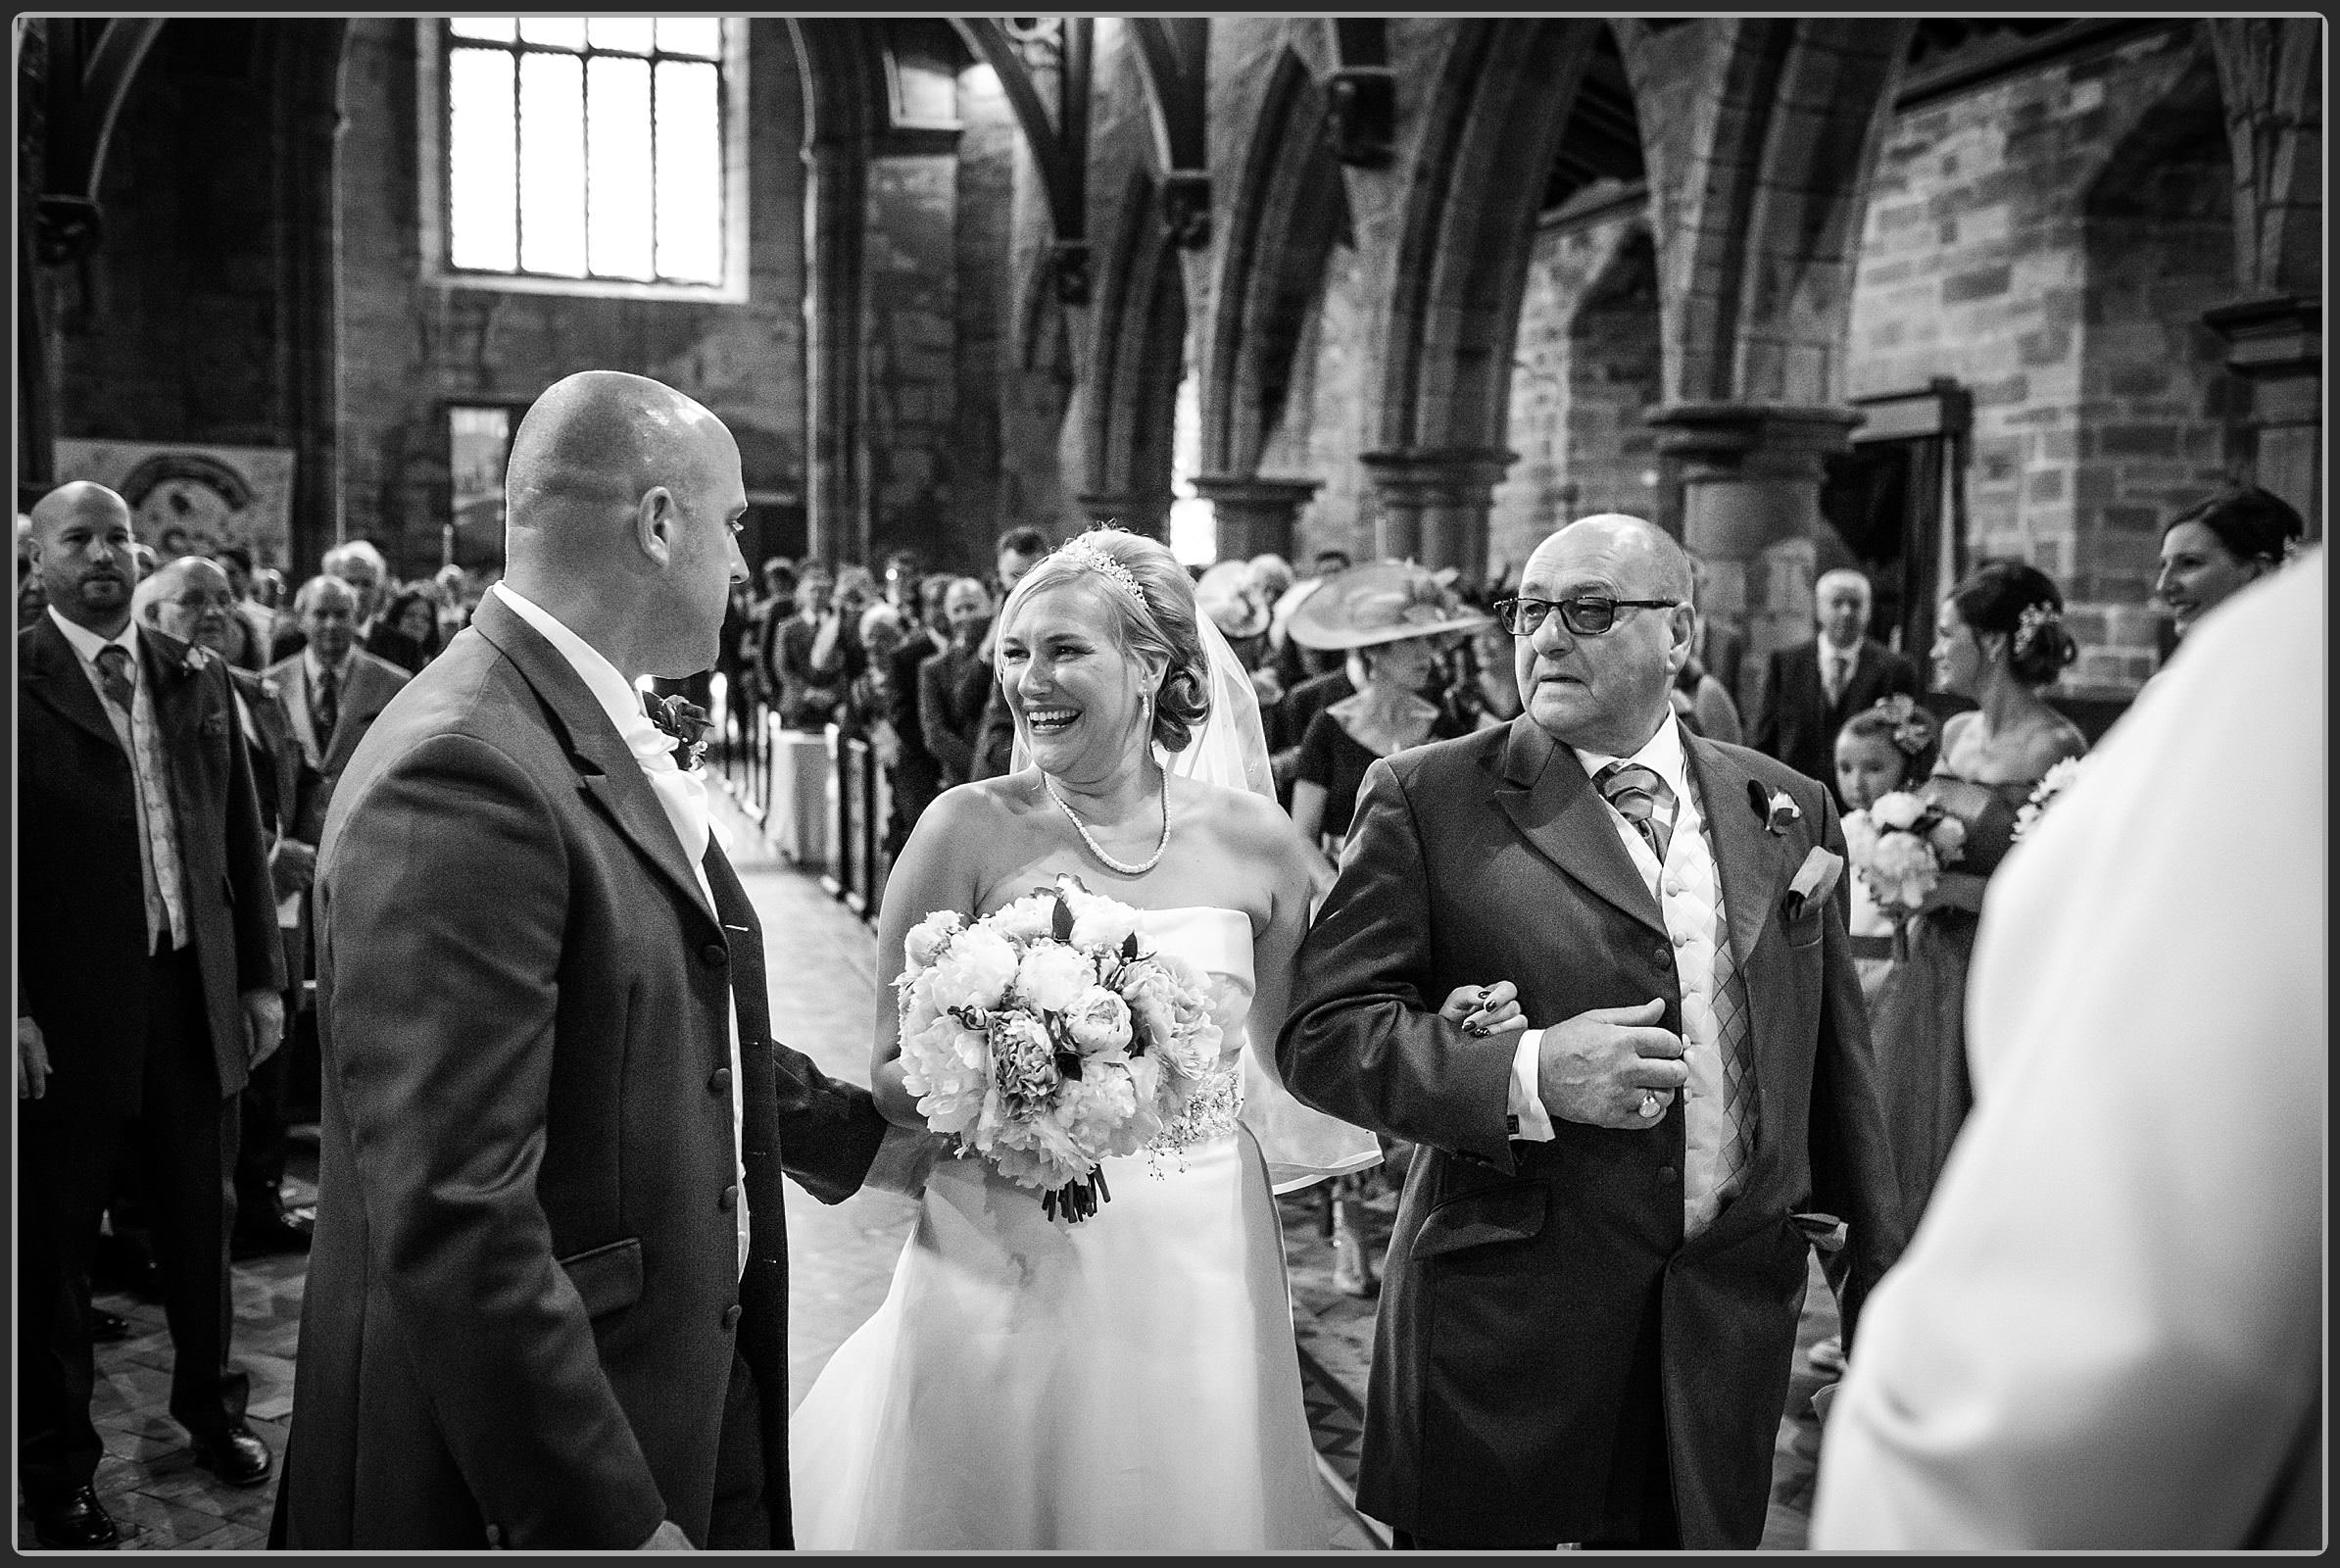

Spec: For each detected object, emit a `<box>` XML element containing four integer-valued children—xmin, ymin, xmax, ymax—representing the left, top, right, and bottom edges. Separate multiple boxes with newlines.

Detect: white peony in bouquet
<box><xmin>2012</xmin><ymin>755</ymin><xmax>2088</xmax><ymax>842</ymax></box>
<box><xmin>1841</xmin><ymin>788</ymin><xmax>1969</xmax><ymax>913</ymax></box>
<box><xmin>894</xmin><ymin>874</ymin><xmax>1225</xmax><ymax>1223</ymax></box>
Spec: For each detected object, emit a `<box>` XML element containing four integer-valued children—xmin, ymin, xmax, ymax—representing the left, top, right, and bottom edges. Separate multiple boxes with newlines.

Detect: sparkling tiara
<box><xmin>1057</xmin><ymin>535</ymin><xmax>1146</xmax><ymax>608</ymax></box>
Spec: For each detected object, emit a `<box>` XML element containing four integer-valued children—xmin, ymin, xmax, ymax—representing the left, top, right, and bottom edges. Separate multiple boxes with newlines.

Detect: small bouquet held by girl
<box><xmin>894</xmin><ymin>875</ymin><xmax>1227</xmax><ymax>1224</ymax></box>
<box><xmin>1841</xmin><ymin>785</ymin><xmax>1968</xmax><ymax>918</ymax></box>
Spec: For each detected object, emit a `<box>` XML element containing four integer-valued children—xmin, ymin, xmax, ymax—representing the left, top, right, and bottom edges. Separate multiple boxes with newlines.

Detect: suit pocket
<box><xmin>1410</xmin><ymin>1182</ymin><xmax>1546</xmax><ymax>1259</ymax></box>
<box><xmin>1783</xmin><ymin>906</ymin><xmax>1823</xmax><ymax>950</ymax></box>
<box><xmin>557</xmin><ymin>1237</ymin><xmax>645</xmax><ymax>1319</ymax></box>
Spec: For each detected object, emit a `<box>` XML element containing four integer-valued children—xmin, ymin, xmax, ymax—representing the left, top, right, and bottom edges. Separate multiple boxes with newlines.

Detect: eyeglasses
<box><xmin>1490</xmin><ymin>595</ymin><xmax>1682</xmax><ymax>637</ymax></box>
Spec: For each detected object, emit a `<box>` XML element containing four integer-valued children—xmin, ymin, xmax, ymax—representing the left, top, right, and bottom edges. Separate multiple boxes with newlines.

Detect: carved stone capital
<box><xmin>1645</xmin><ymin>403</ymin><xmax>1863</xmax><ymax>480</ymax></box>
<box><xmin>1359</xmin><ymin>447</ymin><xmax>1517</xmax><ymax>509</ymax></box>
<box><xmin>2202</xmin><ymin>293</ymin><xmax>2321</xmax><ymax>381</ymax></box>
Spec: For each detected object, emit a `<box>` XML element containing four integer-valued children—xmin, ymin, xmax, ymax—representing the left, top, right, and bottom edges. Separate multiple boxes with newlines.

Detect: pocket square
<box><xmin>1783</xmin><ymin>846</ymin><xmax>1844</xmax><ymax>920</ymax></box>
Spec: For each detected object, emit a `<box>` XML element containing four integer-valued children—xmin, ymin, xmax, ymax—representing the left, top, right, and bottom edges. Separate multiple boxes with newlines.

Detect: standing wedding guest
<box><xmin>1279</xmin><ymin>513</ymin><xmax>1904</xmax><ymax>1549</ymax></box>
<box><xmin>1865</xmin><ymin>560</ymin><xmax>2085</xmax><ymax>1238</ymax></box>
<box><xmin>1444</xmin><ymin>616</ymin><xmax>1526</xmax><ymax>732</ymax></box>
<box><xmin>265</xmin><ymin>576</ymin><xmax>411</xmax><ymax>842</ymax></box>
<box><xmin>209</xmin><ymin>543</ymin><xmax>270</xmax><ymax>670</ymax></box>
<box><xmin>273</xmin><ymin>370</ymin><xmax>930</xmax><ymax>1550</ymax></box>
<box><xmin>365</xmin><ymin>585</ymin><xmax>444</xmax><ymax>675</ymax></box>
<box><xmin>134</xmin><ymin>558</ymin><xmax>320</xmax><ymax>1259</ymax></box>
<box><xmin>1813</xmin><ymin>556</ymin><xmax>2322</xmax><ymax>1550</ymax></box>
<box><xmin>881</xmin><ymin>575</ymin><xmax>951</xmax><ymax>853</ymax></box>
<box><xmin>918</xmin><ymin>575</ymin><xmax>997</xmax><ymax>791</ymax></box>
<box><xmin>323</xmin><ymin>538</ymin><xmax>390</xmax><ymax>644</ymax></box>
<box><xmin>765</xmin><ymin>562</ymin><xmax>838</xmax><ymax>730</ymax></box>
<box><xmin>2153</xmin><ymin>483</ymin><xmax>2305</xmax><ymax>646</ymax></box>
<box><xmin>1751</xmin><ymin>566</ymin><xmax>1920</xmax><ymax>803</ymax></box>
<box><xmin>968</xmin><ymin>524</ymin><xmax>1049</xmax><ymax>780</ymax></box>
<box><xmin>19</xmin><ymin>483</ymin><xmax>287</xmax><ymax>1548</ymax></box>
<box><xmin>1685</xmin><ymin>553</ymin><xmax>1748</xmax><ymax>718</ymax></box>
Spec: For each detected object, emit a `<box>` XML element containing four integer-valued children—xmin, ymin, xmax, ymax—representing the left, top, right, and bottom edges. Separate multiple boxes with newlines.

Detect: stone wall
<box><xmin>1846</xmin><ymin>21</ymin><xmax>2233</xmax><ymax>694</ymax></box>
<box><xmin>334</xmin><ymin>19</ymin><xmax>809</xmax><ymax>581</ymax></box>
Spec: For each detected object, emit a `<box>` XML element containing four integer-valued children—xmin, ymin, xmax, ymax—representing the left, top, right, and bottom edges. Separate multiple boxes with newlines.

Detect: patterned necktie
<box><xmin>314</xmin><ymin>666</ymin><xmax>340</xmax><ymax>752</ymax></box>
<box><xmin>95</xmin><ymin>644</ymin><xmax>135</xmax><ymax>710</ymax></box>
<box><xmin>1824</xmin><ymin>649</ymin><xmax>1850</xmax><ymax>709</ymax></box>
<box><xmin>1596</xmin><ymin>761</ymin><xmax>1676</xmax><ymax>866</ymax></box>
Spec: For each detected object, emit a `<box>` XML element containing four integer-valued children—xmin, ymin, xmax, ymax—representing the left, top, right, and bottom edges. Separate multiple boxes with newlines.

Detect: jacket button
<box><xmin>721</xmin><ymin>1303</ymin><xmax>743</xmax><ymax>1332</ymax></box>
<box><xmin>701</xmin><ymin>941</ymin><xmax>728</xmax><ymax>966</ymax></box>
<box><xmin>1658</xmin><ymin>1166</ymin><xmax>1677</xmax><ymax>1182</ymax></box>
<box><xmin>485</xmin><ymin>1523</ymin><xmax>505</xmax><ymax>1548</ymax></box>
<box><xmin>718</xmin><ymin>1184</ymin><xmax>739</xmax><ymax>1212</ymax></box>
<box><xmin>1653</xmin><ymin>946</ymin><xmax>1671</xmax><ymax>966</ymax></box>
<box><xmin>708</xmin><ymin>1066</ymin><xmax>732</xmax><ymax>1096</ymax></box>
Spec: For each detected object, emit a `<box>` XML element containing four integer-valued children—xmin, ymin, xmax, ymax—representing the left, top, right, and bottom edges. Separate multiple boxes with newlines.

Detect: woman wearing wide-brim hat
<box><xmin>1286</xmin><ymin>563</ymin><xmax>1500</xmax><ymax>1300</ymax></box>
<box><xmin>1286</xmin><ymin>561</ymin><xmax>1489</xmax><ymax>856</ymax></box>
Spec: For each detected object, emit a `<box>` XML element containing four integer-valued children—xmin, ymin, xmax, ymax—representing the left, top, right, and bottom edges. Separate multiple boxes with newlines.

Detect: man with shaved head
<box><xmin>1750</xmin><ymin>564</ymin><xmax>1921</xmax><ymax>806</ymax></box>
<box><xmin>1281</xmin><ymin>514</ymin><xmax>1903</xmax><ymax>1549</ymax></box>
<box><xmin>276</xmin><ymin>371</ymin><xmax>929</xmax><ymax>1550</ymax></box>
<box><xmin>19</xmin><ymin>482</ymin><xmax>287</xmax><ymax>1546</ymax></box>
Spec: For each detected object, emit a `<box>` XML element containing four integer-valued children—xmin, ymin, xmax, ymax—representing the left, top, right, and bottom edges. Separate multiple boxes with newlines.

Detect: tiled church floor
<box><xmin>24</xmin><ymin>792</ymin><xmax>1835</xmax><ymax>1550</ymax></box>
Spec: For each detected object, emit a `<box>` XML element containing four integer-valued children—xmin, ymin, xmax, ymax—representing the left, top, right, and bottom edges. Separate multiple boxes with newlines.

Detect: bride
<box><xmin>789</xmin><ymin>528</ymin><xmax>1486</xmax><ymax>1549</ymax></box>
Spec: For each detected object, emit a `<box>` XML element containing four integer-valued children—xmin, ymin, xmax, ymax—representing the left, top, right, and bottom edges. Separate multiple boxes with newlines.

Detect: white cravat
<box><xmin>1505</xmin><ymin>717</ymin><xmax>1748</xmax><ymax>1236</ymax></box>
<box><xmin>492</xmin><ymin>585</ymin><xmax>747</xmax><ymax>1275</ymax></box>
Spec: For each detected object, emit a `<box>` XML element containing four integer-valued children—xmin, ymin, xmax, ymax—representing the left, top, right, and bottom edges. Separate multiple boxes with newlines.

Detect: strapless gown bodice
<box><xmin>787</xmin><ymin>906</ymin><xmax>1355</xmax><ymax>1550</ymax></box>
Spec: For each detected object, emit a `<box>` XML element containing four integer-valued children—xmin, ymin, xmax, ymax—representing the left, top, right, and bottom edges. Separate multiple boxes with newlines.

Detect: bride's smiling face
<box><xmin>997</xmin><ymin>580</ymin><xmax>1162</xmax><ymax>782</ymax></box>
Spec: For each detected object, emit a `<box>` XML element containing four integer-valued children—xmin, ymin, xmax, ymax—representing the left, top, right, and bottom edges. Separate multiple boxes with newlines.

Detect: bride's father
<box><xmin>274</xmin><ymin>372</ymin><xmax>928</xmax><ymax>1549</ymax></box>
<box><xmin>1279</xmin><ymin>514</ymin><xmax>1904</xmax><ymax>1549</ymax></box>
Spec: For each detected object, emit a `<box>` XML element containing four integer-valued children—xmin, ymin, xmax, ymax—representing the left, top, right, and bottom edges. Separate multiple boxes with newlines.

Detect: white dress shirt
<box><xmin>492</xmin><ymin>585</ymin><xmax>748</xmax><ymax>1276</ymax></box>
<box><xmin>1504</xmin><ymin>715</ymin><xmax>1746</xmax><ymax>1235</ymax></box>
<box><xmin>49</xmin><ymin>607</ymin><xmax>188</xmax><ymax>952</ymax></box>
<box><xmin>1812</xmin><ymin>558</ymin><xmax>2323</xmax><ymax>1548</ymax></box>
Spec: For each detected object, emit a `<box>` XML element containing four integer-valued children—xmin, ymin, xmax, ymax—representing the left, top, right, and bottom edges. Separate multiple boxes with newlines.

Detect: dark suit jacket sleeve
<box><xmin>768</xmin><ymin>1038</ymin><xmax>892</xmax><ymax>1204</ymax></box>
<box><xmin>323</xmin><ymin>732</ymin><xmax>668</xmax><ymax>1546</ymax></box>
<box><xmin>1748</xmin><ymin>649</ymin><xmax>1784</xmax><ymax>758</ymax></box>
<box><xmin>1276</xmin><ymin>757</ymin><xmax>1519</xmax><ymax>1163</ymax></box>
<box><xmin>919</xmin><ymin>656</ymin><xmax>974</xmax><ymax>780</ymax></box>
<box><xmin>1802</xmin><ymin>784</ymin><xmax>1908</xmax><ymax>1350</ymax></box>
<box><xmin>886</xmin><ymin>643</ymin><xmax>925</xmax><ymax>745</ymax></box>
<box><xmin>219</xmin><ymin>666</ymin><xmax>289</xmax><ymax>997</ymax></box>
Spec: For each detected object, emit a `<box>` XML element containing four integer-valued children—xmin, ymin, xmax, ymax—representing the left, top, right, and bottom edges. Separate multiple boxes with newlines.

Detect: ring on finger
<box><xmin>1636</xmin><ymin>1090</ymin><xmax>1663</xmax><ymax>1119</ymax></box>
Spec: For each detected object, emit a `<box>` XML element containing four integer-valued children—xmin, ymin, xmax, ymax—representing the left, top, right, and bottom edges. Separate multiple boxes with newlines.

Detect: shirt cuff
<box><xmin>860</xmin><ymin>1120</ymin><xmax>946</xmax><ymax>1199</ymax></box>
<box><xmin>1508</xmin><ymin>1028</ymin><xmax>1555</xmax><ymax>1143</ymax></box>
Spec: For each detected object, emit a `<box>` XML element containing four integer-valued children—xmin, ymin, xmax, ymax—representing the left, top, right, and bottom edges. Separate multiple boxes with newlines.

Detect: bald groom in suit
<box><xmin>1280</xmin><ymin>514</ymin><xmax>1904</xmax><ymax>1549</ymax></box>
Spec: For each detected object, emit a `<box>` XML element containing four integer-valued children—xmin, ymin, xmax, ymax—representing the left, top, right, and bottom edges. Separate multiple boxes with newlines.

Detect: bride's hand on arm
<box><xmin>1438</xmin><ymin>980</ymin><xmax>1526</xmax><ymax>1039</ymax></box>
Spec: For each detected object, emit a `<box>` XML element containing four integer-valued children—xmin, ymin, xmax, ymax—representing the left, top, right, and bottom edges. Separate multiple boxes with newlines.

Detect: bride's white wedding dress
<box><xmin>789</xmin><ymin>905</ymin><xmax>1353</xmax><ymax>1550</ymax></box>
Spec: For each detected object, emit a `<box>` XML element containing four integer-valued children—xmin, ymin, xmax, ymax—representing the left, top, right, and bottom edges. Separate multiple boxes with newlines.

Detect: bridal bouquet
<box><xmin>1842</xmin><ymin>789</ymin><xmax>1968</xmax><ymax>913</ymax></box>
<box><xmin>2013</xmin><ymin>756</ymin><xmax>2088</xmax><ymax>843</ymax></box>
<box><xmin>895</xmin><ymin>875</ymin><xmax>1224</xmax><ymax>1223</ymax></box>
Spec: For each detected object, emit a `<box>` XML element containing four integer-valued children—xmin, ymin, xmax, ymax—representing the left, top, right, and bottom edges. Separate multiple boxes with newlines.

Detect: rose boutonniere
<box><xmin>181</xmin><ymin>643</ymin><xmax>214</xmax><ymax>676</ymax></box>
<box><xmin>648</xmin><ymin>694</ymin><xmax>714</xmax><ymax>769</ymax></box>
<box><xmin>1748</xmin><ymin>779</ymin><xmax>1802</xmax><ymax>836</ymax></box>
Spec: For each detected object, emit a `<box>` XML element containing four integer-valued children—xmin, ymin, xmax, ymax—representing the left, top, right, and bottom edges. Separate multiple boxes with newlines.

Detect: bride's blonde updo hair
<box><xmin>999</xmin><ymin>526</ymin><xmax>1211</xmax><ymax>754</ymax></box>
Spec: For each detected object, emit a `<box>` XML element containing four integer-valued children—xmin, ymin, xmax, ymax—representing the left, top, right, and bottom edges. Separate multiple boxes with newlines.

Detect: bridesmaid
<box><xmin>1868</xmin><ymin>560</ymin><xmax>2087</xmax><ymax>1236</ymax></box>
<box><xmin>2155</xmin><ymin>485</ymin><xmax>2304</xmax><ymax>646</ymax></box>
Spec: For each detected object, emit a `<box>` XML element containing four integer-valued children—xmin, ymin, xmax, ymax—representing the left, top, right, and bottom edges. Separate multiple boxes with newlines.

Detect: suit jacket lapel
<box><xmin>1494</xmin><ymin>715</ymin><xmax>1667</xmax><ymax>938</ymax></box>
<box><xmin>139</xmin><ymin>626</ymin><xmax>205</xmax><ymax>749</ymax></box>
<box><xmin>471</xmin><ymin>595</ymin><xmax>718</xmax><ymax>929</ymax></box>
<box><xmin>22</xmin><ymin>615</ymin><xmax>126</xmax><ymax>756</ymax></box>
<box><xmin>324</xmin><ymin>659</ymin><xmax>385</xmax><ymax>776</ymax></box>
<box><xmin>1682</xmin><ymin>735</ymin><xmax>1786</xmax><ymax>986</ymax></box>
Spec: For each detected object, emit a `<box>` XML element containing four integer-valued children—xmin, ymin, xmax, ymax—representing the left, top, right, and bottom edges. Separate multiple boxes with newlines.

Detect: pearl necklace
<box><xmin>1044</xmin><ymin>769</ymin><xmax>1170</xmax><ymax>877</ymax></box>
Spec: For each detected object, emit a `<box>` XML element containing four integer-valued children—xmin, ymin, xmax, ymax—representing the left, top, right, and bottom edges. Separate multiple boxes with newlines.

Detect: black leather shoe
<box><xmin>188</xmin><ymin>1424</ymin><xmax>272</xmax><ymax>1488</ymax></box>
<box><xmin>89</xmin><ymin>1309</ymin><xmax>131</xmax><ymax>1343</ymax></box>
<box><xmin>230</xmin><ymin>1212</ymin><xmax>314</xmax><ymax>1260</ymax></box>
<box><xmin>30</xmin><ymin>1485</ymin><xmax>120</xmax><ymax>1549</ymax></box>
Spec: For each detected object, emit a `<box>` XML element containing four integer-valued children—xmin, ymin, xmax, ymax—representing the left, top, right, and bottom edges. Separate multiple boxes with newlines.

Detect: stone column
<box><xmin>1189</xmin><ymin>474</ymin><xmax>1320</xmax><ymax>562</ymax></box>
<box><xmin>285</xmin><ymin>99</ymin><xmax>344</xmax><ymax>571</ymax></box>
<box><xmin>2204</xmin><ymin>294</ymin><xmax>2320</xmax><ymax>539</ymax></box>
<box><xmin>803</xmin><ymin>138</ymin><xmax>870</xmax><ymax>566</ymax></box>
<box><xmin>1646</xmin><ymin>402</ymin><xmax>1863</xmax><ymax>669</ymax></box>
<box><xmin>1074</xmin><ymin>490</ymin><xmax>1171</xmax><ymax>541</ymax></box>
<box><xmin>1358</xmin><ymin>448</ymin><xmax>1515</xmax><ymax>576</ymax></box>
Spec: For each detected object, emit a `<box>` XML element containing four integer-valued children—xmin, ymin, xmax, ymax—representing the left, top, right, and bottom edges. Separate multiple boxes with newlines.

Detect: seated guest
<box><xmin>2153</xmin><ymin>484</ymin><xmax>2305</xmax><ymax>648</ymax></box>
<box><xmin>919</xmin><ymin>575</ymin><xmax>996</xmax><ymax>791</ymax></box>
<box><xmin>1750</xmin><ymin>565</ymin><xmax>1920</xmax><ymax>803</ymax></box>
